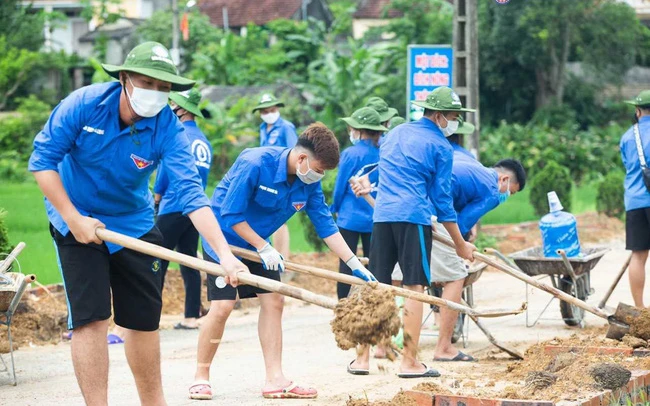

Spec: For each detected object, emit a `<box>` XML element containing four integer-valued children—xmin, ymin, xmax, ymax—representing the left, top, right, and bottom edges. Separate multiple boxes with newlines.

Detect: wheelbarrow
<box><xmin>505</xmin><ymin>246</ymin><xmax>609</xmax><ymax>328</ymax></box>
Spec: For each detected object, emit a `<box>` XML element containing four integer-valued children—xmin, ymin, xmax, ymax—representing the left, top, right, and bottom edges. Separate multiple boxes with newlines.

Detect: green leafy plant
<box><xmin>474</xmin><ymin>232</ymin><xmax>498</xmax><ymax>252</ymax></box>
<box><xmin>529</xmin><ymin>161</ymin><xmax>573</xmax><ymax>217</ymax></box>
<box><xmin>0</xmin><ymin>209</ymin><xmax>12</xmax><ymax>255</ymax></box>
<box><xmin>596</xmin><ymin>170</ymin><xmax>625</xmax><ymax>219</ymax></box>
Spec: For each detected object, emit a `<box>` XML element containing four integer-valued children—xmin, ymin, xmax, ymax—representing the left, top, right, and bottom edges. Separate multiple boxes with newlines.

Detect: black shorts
<box><xmin>626</xmin><ymin>207</ymin><xmax>650</xmax><ymax>251</ymax></box>
<box><xmin>369</xmin><ymin>222</ymin><xmax>432</xmax><ymax>287</ymax></box>
<box><xmin>51</xmin><ymin>224</ymin><xmax>164</xmax><ymax>331</ymax></box>
<box><xmin>204</xmin><ymin>249</ymin><xmax>281</xmax><ymax>301</ymax></box>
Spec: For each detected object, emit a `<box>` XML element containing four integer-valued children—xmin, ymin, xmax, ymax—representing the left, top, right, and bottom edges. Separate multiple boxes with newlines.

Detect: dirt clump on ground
<box><xmin>590</xmin><ymin>363</ymin><xmax>631</xmax><ymax>390</ymax></box>
<box><xmin>0</xmin><ymin>293</ymin><xmax>67</xmax><ymax>353</ymax></box>
<box><xmin>622</xmin><ymin>334</ymin><xmax>647</xmax><ymax>348</ymax></box>
<box><xmin>346</xmin><ymin>390</ymin><xmax>417</xmax><ymax>406</ymax></box>
<box><xmin>541</xmin><ymin>326</ymin><xmax>631</xmax><ymax>349</ymax></box>
<box><xmin>545</xmin><ymin>352</ymin><xmax>576</xmax><ymax>373</ymax></box>
<box><xmin>525</xmin><ymin>371</ymin><xmax>557</xmax><ymax>390</ymax></box>
<box><xmin>412</xmin><ymin>381</ymin><xmax>454</xmax><ymax>395</ymax></box>
<box><xmin>629</xmin><ymin>308</ymin><xmax>650</xmax><ymax>340</ymax></box>
<box><xmin>331</xmin><ymin>285</ymin><xmax>400</xmax><ymax>353</ymax></box>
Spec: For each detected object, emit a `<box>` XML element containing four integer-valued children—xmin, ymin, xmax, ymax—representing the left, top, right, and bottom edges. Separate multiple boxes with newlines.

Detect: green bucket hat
<box><xmin>388</xmin><ymin>116</ymin><xmax>406</xmax><ymax>131</ymax></box>
<box><xmin>341</xmin><ymin>107</ymin><xmax>389</xmax><ymax>132</ymax></box>
<box><xmin>169</xmin><ymin>87</ymin><xmax>204</xmax><ymax>119</ymax></box>
<box><xmin>365</xmin><ymin>96</ymin><xmax>399</xmax><ymax>123</ymax></box>
<box><xmin>102</xmin><ymin>42</ymin><xmax>195</xmax><ymax>92</ymax></box>
<box><xmin>411</xmin><ymin>87</ymin><xmax>476</xmax><ymax>112</ymax></box>
<box><xmin>252</xmin><ymin>93</ymin><xmax>285</xmax><ymax>113</ymax></box>
<box><xmin>624</xmin><ymin>90</ymin><xmax>650</xmax><ymax>106</ymax></box>
<box><xmin>455</xmin><ymin>117</ymin><xmax>475</xmax><ymax>135</ymax></box>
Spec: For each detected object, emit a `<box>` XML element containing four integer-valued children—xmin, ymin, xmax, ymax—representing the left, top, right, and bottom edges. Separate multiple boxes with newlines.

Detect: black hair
<box><xmin>494</xmin><ymin>159</ymin><xmax>527</xmax><ymax>191</ymax></box>
<box><xmin>638</xmin><ymin>105</ymin><xmax>650</xmax><ymax>113</ymax></box>
<box><xmin>296</xmin><ymin>122</ymin><xmax>340</xmax><ymax>169</ymax></box>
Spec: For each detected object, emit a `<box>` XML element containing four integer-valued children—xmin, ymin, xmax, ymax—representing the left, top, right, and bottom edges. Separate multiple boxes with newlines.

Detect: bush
<box><xmin>298</xmin><ymin>167</ymin><xmax>338</xmax><ymax>252</ymax></box>
<box><xmin>529</xmin><ymin>161</ymin><xmax>573</xmax><ymax>217</ymax></box>
<box><xmin>0</xmin><ymin>209</ymin><xmax>12</xmax><ymax>255</ymax></box>
<box><xmin>596</xmin><ymin>170</ymin><xmax>625</xmax><ymax>219</ymax></box>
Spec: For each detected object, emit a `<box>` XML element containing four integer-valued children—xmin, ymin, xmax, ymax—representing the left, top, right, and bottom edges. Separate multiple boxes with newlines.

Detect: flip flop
<box><xmin>434</xmin><ymin>351</ymin><xmax>477</xmax><ymax>362</ymax></box>
<box><xmin>106</xmin><ymin>333</ymin><xmax>124</xmax><ymax>345</ymax></box>
<box><xmin>189</xmin><ymin>380</ymin><xmax>213</xmax><ymax>400</ymax></box>
<box><xmin>262</xmin><ymin>382</ymin><xmax>317</xmax><ymax>399</ymax></box>
<box><xmin>397</xmin><ymin>363</ymin><xmax>441</xmax><ymax>379</ymax></box>
<box><xmin>174</xmin><ymin>322</ymin><xmax>198</xmax><ymax>330</ymax></box>
<box><xmin>347</xmin><ymin>360</ymin><xmax>369</xmax><ymax>376</ymax></box>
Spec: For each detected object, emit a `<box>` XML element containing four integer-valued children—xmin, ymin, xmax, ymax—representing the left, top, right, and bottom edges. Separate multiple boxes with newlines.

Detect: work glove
<box><xmin>257</xmin><ymin>243</ymin><xmax>285</xmax><ymax>272</ymax></box>
<box><xmin>346</xmin><ymin>256</ymin><xmax>377</xmax><ymax>282</ymax></box>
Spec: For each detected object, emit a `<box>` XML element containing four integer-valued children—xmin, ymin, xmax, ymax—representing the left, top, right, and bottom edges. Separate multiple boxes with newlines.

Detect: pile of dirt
<box><xmin>629</xmin><ymin>308</ymin><xmax>650</xmax><ymax>340</ymax></box>
<box><xmin>331</xmin><ymin>285</ymin><xmax>400</xmax><ymax>352</ymax></box>
<box><xmin>482</xmin><ymin>212</ymin><xmax>624</xmax><ymax>255</ymax></box>
<box><xmin>541</xmin><ymin>327</ymin><xmax>632</xmax><ymax>349</ymax></box>
<box><xmin>412</xmin><ymin>382</ymin><xmax>454</xmax><ymax>395</ymax></box>
<box><xmin>0</xmin><ymin>293</ymin><xmax>67</xmax><ymax>353</ymax></box>
<box><xmin>346</xmin><ymin>390</ymin><xmax>418</xmax><ymax>406</ymax></box>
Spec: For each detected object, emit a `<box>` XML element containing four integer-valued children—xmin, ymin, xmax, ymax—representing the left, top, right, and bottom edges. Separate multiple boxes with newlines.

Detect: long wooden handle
<box><xmin>229</xmin><ymin>245</ymin><xmax>524</xmax><ymax>318</ymax></box>
<box><xmin>431</xmin><ymin>231</ymin><xmax>609</xmax><ymax>319</ymax></box>
<box><xmin>0</xmin><ymin>242</ymin><xmax>26</xmax><ymax>274</ymax></box>
<box><xmin>461</xmin><ymin>299</ymin><xmax>524</xmax><ymax>360</ymax></box>
<box><xmin>598</xmin><ymin>252</ymin><xmax>632</xmax><ymax>309</ymax></box>
<box><xmin>96</xmin><ymin>229</ymin><xmax>338</xmax><ymax>310</ymax></box>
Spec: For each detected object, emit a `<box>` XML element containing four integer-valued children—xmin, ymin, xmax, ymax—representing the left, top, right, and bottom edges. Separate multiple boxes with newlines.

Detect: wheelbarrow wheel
<box><xmin>559</xmin><ymin>276</ymin><xmax>586</xmax><ymax>327</ymax></box>
<box><xmin>451</xmin><ymin>313</ymin><xmax>465</xmax><ymax>344</ymax></box>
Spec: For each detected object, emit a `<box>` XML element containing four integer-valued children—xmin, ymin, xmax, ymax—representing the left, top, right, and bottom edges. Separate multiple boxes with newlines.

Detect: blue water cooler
<box><xmin>539</xmin><ymin>191</ymin><xmax>581</xmax><ymax>258</ymax></box>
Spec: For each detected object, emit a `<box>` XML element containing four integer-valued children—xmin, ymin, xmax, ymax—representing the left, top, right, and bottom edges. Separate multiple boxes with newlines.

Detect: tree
<box><xmin>0</xmin><ymin>1</ymin><xmax>45</xmax><ymax>51</ymax></box>
<box><xmin>0</xmin><ymin>37</ymin><xmax>40</xmax><ymax>111</ymax></box>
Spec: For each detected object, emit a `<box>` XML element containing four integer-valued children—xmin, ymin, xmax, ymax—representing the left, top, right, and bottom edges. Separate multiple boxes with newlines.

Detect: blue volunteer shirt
<box><xmin>373</xmin><ymin>118</ymin><xmax>457</xmax><ymax>225</ymax></box>
<box><xmin>451</xmin><ymin>142</ymin><xmax>475</xmax><ymax>161</ymax></box>
<box><xmin>28</xmin><ymin>82</ymin><xmax>210</xmax><ymax>253</ymax></box>
<box><xmin>449</xmin><ymin>153</ymin><xmax>500</xmax><ymax>236</ymax></box>
<box><xmin>331</xmin><ymin>140</ymin><xmax>379</xmax><ymax>233</ymax></box>
<box><xmin>155</xmin><ymin>121</ymin><xmax>213</xmax><ymax>215</ymax></box>
<box><xmin>202</xmin><ymin>147</ymin><xmax>338</xmax><ymax>261</ymax></box>
<box><xmin>621</xmin><ymin>116</ymin><xmax>650</xmax><ymax>211</ymax></box>
<box><xmin>259</xmin><ymin>117</ymin><xmax>298</xmax><ymax>147</ymax></box>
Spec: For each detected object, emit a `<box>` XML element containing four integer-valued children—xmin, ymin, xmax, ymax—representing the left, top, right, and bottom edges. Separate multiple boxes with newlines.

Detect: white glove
<box><xmin>346</xmin><ymin>257</ymin><xmax>377</xmax><ymax>282</ymax></box>
<box><xmin>257</xmin><ymin>243</ymin><xmax>285</xmax><ymax>272</ymax></box>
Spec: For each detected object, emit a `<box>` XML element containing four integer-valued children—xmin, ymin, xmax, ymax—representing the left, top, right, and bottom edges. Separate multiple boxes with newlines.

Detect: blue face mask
<box><xmin>499</xmin><ymin>179</ymin><xmax>511</xmax><ymax>204</ymax></box>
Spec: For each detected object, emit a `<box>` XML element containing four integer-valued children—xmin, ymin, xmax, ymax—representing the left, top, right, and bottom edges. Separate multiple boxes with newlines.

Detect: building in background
<box><xmin>351</xmin><ymin>0</ymin><xmax>401</xmax><ymax>40</ymax></box>
<box><xmin>199</xmin><ymin>0</ymin><xmax>332</xmax><ymax>35</ymax></box>
<box><xmin>621</xmin><ymin>0</ymin><xmax>650</xmax><ymax>25</ymax></box>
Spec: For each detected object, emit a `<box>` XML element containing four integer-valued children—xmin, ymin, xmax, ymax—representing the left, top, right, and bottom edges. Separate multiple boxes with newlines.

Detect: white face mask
<box><xmin>261</xmin><ymin>111</ymin><xmax>280</xmax><ymax>124</ymax></box>
<box><xmin>296</xmin><ymin>157</ymin><xmax>324</xmax><ymax>184</ymax></box>
<box><xmin>126</xmin><ymin>76</ymin><xmax>170</xmax><ymax>118</ymax></box>
<box><xmin>439</xmin><ymin>114</ymin><xmax>459</xmax><ymax>137</ymax></box>
<box><xmin>349</xmin><ymin>129</ymin><xmax>360</xmax><ymax>145</ymax></box>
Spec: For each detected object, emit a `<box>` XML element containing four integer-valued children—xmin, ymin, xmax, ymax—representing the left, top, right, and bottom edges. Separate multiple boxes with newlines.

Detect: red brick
<box><xmin>404</xmin><ymin>390</ymin><xmax>435</xmax><ymax>406</ymax></box>
<box><xmin>499</xmin><ymin>401</ymin><xmax>554</xmax><ymax>406</ymax></box>
<box><xmin>578</xmin><ymin>394</ymin><xmax>603</xmax><ymax>406</ymax></box>
<box><xmin>434</xmin><ymin>394</ymin><xmax>500</xmax><ymax>406</ymax></box>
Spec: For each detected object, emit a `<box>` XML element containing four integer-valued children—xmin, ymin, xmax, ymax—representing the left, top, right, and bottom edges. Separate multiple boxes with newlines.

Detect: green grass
<box><xmin>2</xmin><ymin>181</ymin><xmax>601</xmax><ymax>285</ymax></box>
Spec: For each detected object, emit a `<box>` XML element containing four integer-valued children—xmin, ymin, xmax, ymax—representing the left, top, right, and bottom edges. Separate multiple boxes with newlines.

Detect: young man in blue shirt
<box><xmin>253</xmin><ymin>93</ymin><xmax>299</xmax><ymax>263</ymax></box>
<box><xmin>189</xmin><ymin>123</ymin><xmax>375</xmax><ymax>400</ymax></box>
<box><xmin>331</xmin><ymin>107</ymin><xmax>387</xmax><ymax>299</ymax></box>
<box><xmin>154</xmin><ymin>87</ymin><xmax>213</xmax><ymax>330</ymax></box>
<box><xmin>28</xmin><ymin>42</ymin><xmax>248</xmax><ymax>405</ymax></box>
<box><xmin>350</xmin><ymin>87</ymin><xmax>477</xmax><ymax>378</ymax></box>
<box><xmin>621</xmin><ymin>90</ymin><xmax>650</xmax><ymax>307</ymax></box>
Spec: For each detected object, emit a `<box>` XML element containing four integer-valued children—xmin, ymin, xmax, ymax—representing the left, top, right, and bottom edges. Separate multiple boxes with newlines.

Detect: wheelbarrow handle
<box><xmin>95</xmin><ymin>228</ymin><xmax>338</xmax><ymax>310</ymax></box>
<box><xmin>431</xmin><ymin>231</ymin><xmax>609</xmax><ymax>320</ymax></box>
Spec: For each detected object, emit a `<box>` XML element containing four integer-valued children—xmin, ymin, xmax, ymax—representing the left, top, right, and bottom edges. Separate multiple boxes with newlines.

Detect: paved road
<box><xmin>0</xmin><ymin>241</ymin><xmax>635</xmax><ymax>405</ymax></box>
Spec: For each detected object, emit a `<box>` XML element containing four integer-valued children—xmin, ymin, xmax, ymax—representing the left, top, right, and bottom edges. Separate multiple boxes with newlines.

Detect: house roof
<box><xmin>199</xmin><ymin>0</ymin><xmax>304</xmax><ymax>27</ymax></box>
<box><xmin>78</xmin><ymin>18</ymin><xmax>142</xmax><ymax>42</ymax></box>
<box><xmin>353</xmin><ymin>0</ymin><xmax>402</xmax><ymax>19</ymax></box>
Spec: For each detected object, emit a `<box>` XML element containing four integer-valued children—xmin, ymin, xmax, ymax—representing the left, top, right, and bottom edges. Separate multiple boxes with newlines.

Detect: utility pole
<box><xmin>171</xmin><ymin>0</ymin><xmax>180</xmax><ymax>65</ymax></box>
<box><xmin>452</xmin><ymin>0</ymin><xmax>480</xmax><ymax>158</ymax></box>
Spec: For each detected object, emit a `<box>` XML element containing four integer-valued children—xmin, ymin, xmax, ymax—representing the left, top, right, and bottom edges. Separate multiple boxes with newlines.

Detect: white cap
<box><xmin>547</xmin><ymin>191</ymin><xmax>564</xmax><ymax>213</ymax></box>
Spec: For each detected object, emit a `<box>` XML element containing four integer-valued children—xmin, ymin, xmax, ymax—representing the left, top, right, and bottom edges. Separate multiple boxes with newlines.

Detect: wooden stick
<box><xmin>0</xmin><ymin>242</ymin><xmax>26</xmax><ymax>274</ymax></box>
<box><xmin>598</xmin><ymin>252</ymin><xmax>632</xmax><ymax>309</ymax></box>
<box><xmin>229</xmin><ymin>245</ymin><xmax>524</xmax><ymax>318</ymax></box>
<box><xmin>349</xmin><ymin>177</ymin><xmax>376</xmax><ymax>208</ymax></box>
<box><xmin>430</xmin><ymin>231</ymin><xmax>609</xmax><ymax>319</ymax></box>
<box><xmin>461</xmin><ymin>299</ymin><xmax>524</xmax><ymax>360</ymax></box>
<box><xmin>96</xmin><ymin>229</ymin><xmax>338</xmax><ymax>310</ymax></box>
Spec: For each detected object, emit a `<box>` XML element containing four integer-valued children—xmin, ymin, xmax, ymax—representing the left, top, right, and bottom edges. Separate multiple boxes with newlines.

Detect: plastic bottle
<box><xmin>539</xmin><ymin>191</ymin><xmax>582</xmax><ymax>258</ymax></box>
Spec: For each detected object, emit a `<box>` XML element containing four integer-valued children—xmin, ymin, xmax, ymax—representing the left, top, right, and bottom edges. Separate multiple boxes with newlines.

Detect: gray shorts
<box><xmin>392</xmin><ymin>218</ymin><xmax>467</xmax><ymax>283</ymax></box>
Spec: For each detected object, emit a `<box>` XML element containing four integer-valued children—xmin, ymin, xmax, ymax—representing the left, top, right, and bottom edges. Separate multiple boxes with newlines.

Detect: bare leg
<box><xmin>400</xmin><ymin>285</ymin><xmax>427</xmax><ymax>374</ymax></box>
<box><xmin>194</xmin><ymin>300</ymin><xmax>236</xmax><ymax>382</ymax></box>
<box><xmin>123</xmin><ymin>328</ymin><xmax>166</xmax><ymax>406</ymax></box>
<box><xmin>351</xmin><ymin>345</ymin><xmax>370</xmax><ymax>370</ymax></box>
<box><xmin>71</xmin><ymin>319</ymin><xmax>110</xmax><ymax>406</ymax></box>
<box><xmin>629</xmin><ymin>250</ymin><xmax>649</xmax><ymax>308</ymax></box>
<box><xmin>257</xmin><ymin>293</ymin><xmax>291</xmax><ymax>391</ymax></box>
<box><xmin>181</xmin><ymin>317</ymin><xmax>199</xmax><ymax>328</ymax></box>
<box><xmin>272</xmin><ymin>224</ymin><xmax>290</xmax><ymax>259</ymax></box>
<box><xmin>110</xmin><ymin>324</ymin><xmax>127</xmax><ymax>341</ymax></box>
<box><xmin>434</xmin><ymin>279</ymin><xmax>465</xmax><ymax>359</ymax></box>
